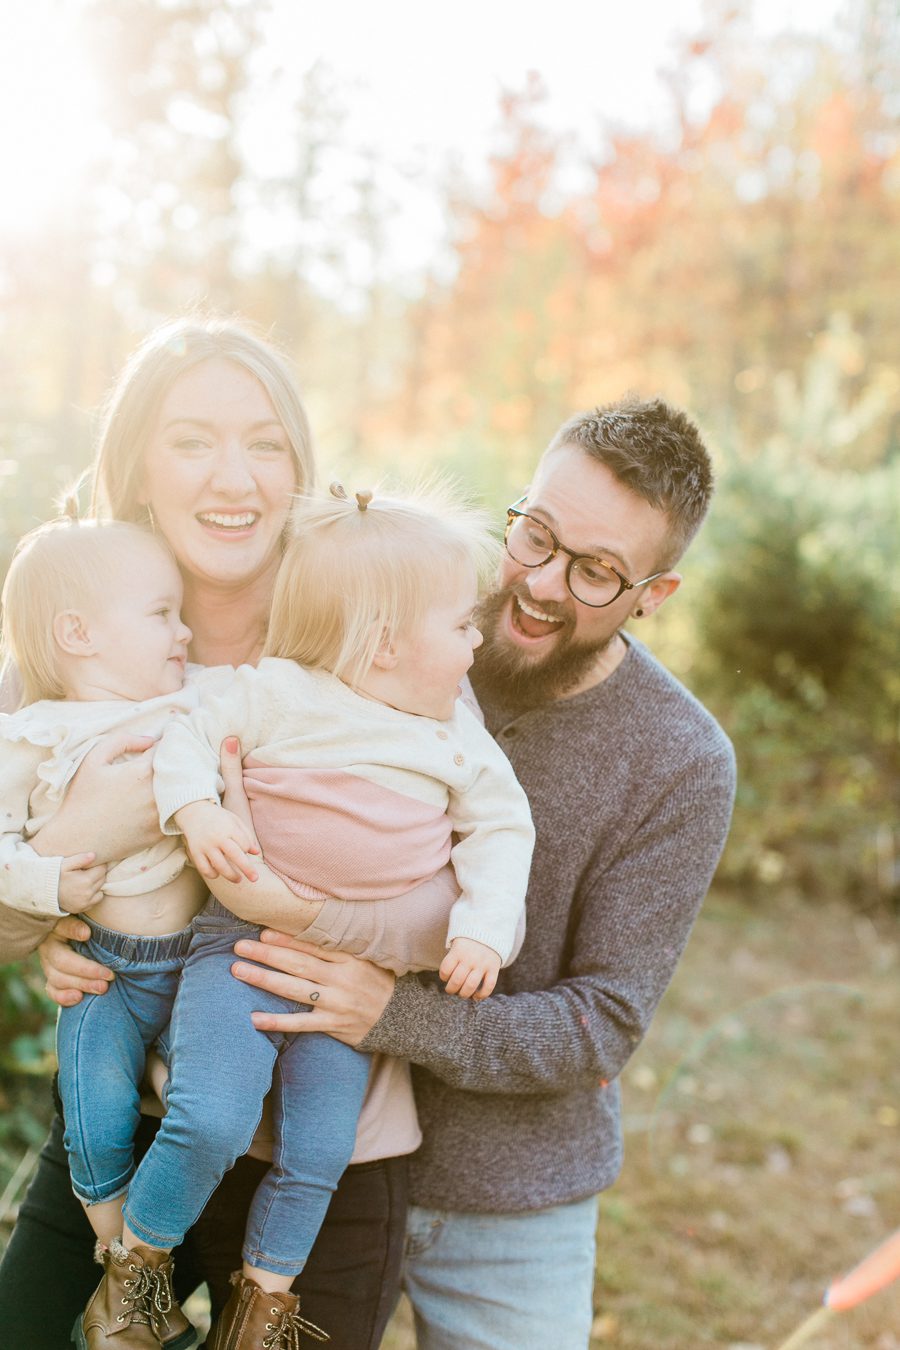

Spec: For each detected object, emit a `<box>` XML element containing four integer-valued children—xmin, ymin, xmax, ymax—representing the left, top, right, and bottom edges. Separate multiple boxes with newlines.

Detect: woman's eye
<box><xmin>250</xmin><ymin>440</ymin><xmax>288</xmax><ymax>455</ymax></box>
<box><xmin>174</xmin><ymin>438</ymin><xmax>208</xmax><ymax>452</ymax></box>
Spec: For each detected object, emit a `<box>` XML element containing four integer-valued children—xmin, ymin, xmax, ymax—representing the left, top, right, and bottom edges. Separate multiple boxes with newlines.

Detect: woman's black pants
<box><xmin>0</xmin><ymin>1108</ymin><xmax>407</xmax><ymax>1349</ymax></box>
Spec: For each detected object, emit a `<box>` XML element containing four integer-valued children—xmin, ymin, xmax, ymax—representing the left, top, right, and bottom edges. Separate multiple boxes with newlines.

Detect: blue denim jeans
<box><xmin>56</xmin><ymin>919</ymin><xmax>193</xmax><ymax>1205</ymax></box>
<box><xmin>122</xmin><ymin>900</ymin><xmax>371</xmax><ymax>1276</ymax></box>
<box><xmin>403</xmin><ymin>1196</ymin><xmax>600</xmax><ymax>1349</ymax></box>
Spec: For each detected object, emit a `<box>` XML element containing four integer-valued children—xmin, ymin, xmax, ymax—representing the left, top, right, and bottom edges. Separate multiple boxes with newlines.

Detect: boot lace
<box><xmin>147</xmin><ymin>1262</ymin><xmax>177</xmax><ymax>1332</ymax></box>
<box><xmin>262</xmin><ymin>1303</ymin><xmax>330</xmax><ymax>1347</ymax></box>
<box><xmin>116</xmin><ymin>1259</ymin><xmax>177</xmax><ymax>1331</ymax></box>
<box><xmin>116</xmin><ymin>1262</ymin><xmax>155</xmax><ymax>1326</ymax></box>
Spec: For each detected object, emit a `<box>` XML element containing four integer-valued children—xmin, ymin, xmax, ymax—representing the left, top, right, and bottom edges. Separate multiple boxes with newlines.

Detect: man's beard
<box><xmin>472</xmin><ymin>584</ymin><xmax>616</xmax><ymax>706</ymax></box>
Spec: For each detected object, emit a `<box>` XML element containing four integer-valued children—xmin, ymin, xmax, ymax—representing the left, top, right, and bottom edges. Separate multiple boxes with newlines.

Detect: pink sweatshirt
<box><xmin>154</xmin><ymin>658</ymin><xmax>534</xmax><ymax>964</ymax></box>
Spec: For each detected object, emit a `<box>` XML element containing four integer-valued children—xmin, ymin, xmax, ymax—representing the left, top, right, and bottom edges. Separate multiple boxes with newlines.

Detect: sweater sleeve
<box><xmin>0</xmin><ymin>738</ymin><xmax>65</xmax><ymax>917</ymax></box>
<box><xmin>153</xmin><ymin>665</ymin><xmax>260</xmax><ymax>830</ymax></box>
<box><xmin>292</xmin><ymin>868</ymin><xmax>526</xmax><ymax>976</ymax></box>
<box><xmin>444</xmin><ymin>725</ymin><xmax>534</xmax><ymax>963</ymax></box>
<box><xmin>0</xmin><ymin>905</ymin><xmax>58</xmax><ymax>962</ymax></box>
<box><xmin>360</xmin><ymin>742</ymin><xmax>736</xmax><ymax>1094</ymax></box>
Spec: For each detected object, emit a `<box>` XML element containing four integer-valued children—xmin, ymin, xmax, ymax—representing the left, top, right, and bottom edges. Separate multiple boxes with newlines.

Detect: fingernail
<box><xmin>224</xmin><ymin>737</ymin><xmax>239</xmax><ymax>753</ymax></box>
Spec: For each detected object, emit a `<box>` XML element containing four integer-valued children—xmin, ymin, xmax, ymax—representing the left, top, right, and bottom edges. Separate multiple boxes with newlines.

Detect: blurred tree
<box><xmin>81</xmin><ymin>0</ymin><xmax>265</xmax><ymax>313</ymax></box>
<box><xmin>376</xmin><ymin>0</ymin><xmax>900</xmax><ymax>471</ymax></box>
<box><xmin>684</xmin><ymin>320</ymin><xmax>899</xmax><ymax>905</ymax></box>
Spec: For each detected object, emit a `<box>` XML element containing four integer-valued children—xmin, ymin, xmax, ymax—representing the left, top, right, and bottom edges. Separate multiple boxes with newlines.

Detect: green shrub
<box><xmin>688</xmin><ymin>452</ymin><xmax>898</xmax><ymax>905</ymax></box>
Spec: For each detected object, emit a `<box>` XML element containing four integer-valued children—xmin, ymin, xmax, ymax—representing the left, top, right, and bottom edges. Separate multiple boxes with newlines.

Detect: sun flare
<box><xmin>0</xmin><ymin>3</ymin><xmax>110</xmax><ymax>235</ymax></box>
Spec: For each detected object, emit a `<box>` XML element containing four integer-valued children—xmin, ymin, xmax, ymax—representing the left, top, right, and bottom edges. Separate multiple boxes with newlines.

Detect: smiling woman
<box><xmin>89</xmin><ymin>319</ymin><xmax>315</xmax><ymax>669</ymax></box>
<box><xmin>0</xmin><ymin>316</ymin><xmax>424</xmax><ymax>1350</ymax></box>
<box><xmin>138</xmin><ymin>359</ymin><xmax>299</xmax><ymax>595</ymax></box>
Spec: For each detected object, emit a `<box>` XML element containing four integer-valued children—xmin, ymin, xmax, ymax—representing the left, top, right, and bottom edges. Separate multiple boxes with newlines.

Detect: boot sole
<box><xmin>160</xmin><ymin>1329</ymin><xmax>199</xmax><ymax>1350</ymax></box>
<box><xmin>71</xmin><ymin>1313</ymin><xmax>198</xmax><ymax>1350</ymax></box>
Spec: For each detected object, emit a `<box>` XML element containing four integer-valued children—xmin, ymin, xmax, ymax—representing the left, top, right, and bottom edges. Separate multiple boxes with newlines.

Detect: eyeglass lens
<box><xmin>505</xmin><ymin>514</ymin><xmax>622</xmax><ymax>606</ymax></box>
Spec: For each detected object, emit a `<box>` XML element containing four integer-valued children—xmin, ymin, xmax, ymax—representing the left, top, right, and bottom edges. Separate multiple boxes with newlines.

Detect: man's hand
<box><xmin>230</xmin><ymin>932</ymin><xmax>395</xmax><ymax>1047</ymax></box>
<box><xmin>57</xmin><ymin>853</ymin><xmax>107</xmax><ymax>914</ymax></box>
<box><xmin>38</xmin><ymin>915</ymin><xmax>113</xmax><ymax>1006</ymax></box>
<box><xmin>439</xmin><ymin>936</ymin><xmax>502</xmax><ymax>1001</ymax></box>
<box><xmin>175</xmin><ymin>800</ymin><xmax>260</xmax><ymax>883</ymax></box>
<box><xmin>31</xmin><ymin>734</ymin><xmax>159</xmax><ymax>862</ymax></box>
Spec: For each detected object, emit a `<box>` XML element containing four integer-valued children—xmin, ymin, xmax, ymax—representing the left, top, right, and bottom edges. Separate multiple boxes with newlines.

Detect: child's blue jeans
<box><xmin>56</xmin><ymin>919</ymin><xmax>193</xmax><ymax>1205</ymax></box>
<box><xmin>122</xmin><ymin>899</ymin><xmax>371</xmax><ymax>1276</ymax></box>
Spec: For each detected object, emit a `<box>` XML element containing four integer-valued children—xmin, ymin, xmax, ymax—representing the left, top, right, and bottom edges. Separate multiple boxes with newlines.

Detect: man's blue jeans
<box><xmin>404</xmin><ymin>1196</ymin><xmax>599</xmax><ymax>1349</ymax></box>
<box><xmin>123</xmin><ymin>901</ymin><xmax>371</xmax><ymax>1275</ymax></box>
<box><xmin>56</xmin><ymin>920</ymin><xmax>193</xmax><ymax>1205</ymax></box>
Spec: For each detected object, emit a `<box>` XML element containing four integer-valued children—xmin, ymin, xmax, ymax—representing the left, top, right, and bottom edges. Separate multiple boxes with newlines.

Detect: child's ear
<box><xmin>371</xmin><ymin>629</ymin><xmax>399</xmax><ymax>671</ymax></box>
<box><xmin>52</xmin><ymin>610</ymin><xmax>95</xmax><ymax>656</ymax></box>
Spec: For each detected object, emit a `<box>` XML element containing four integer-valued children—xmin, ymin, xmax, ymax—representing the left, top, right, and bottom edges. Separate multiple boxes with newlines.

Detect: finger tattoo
<box><xmin>308</xmin><ymin>990</ymin><xmax>320</xmax><ymax>1002</ymax></box>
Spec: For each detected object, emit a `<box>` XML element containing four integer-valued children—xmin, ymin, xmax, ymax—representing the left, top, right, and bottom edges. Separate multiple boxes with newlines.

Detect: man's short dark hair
<box><xmin>547</xmin><ymin>396</ymin><xmax>714</xmax><ymax>565</ymax></box>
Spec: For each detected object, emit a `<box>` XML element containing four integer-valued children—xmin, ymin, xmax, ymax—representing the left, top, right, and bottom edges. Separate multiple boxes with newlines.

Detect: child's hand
<box><xmin>58</xmin><ymin>853</ymin><xmax>107</xmax><ymax>913</ymax></box>
<box><xmin>175</xmin><ymin>800</ymin><xmax>260</xmax><ymax>883</ymax></box>
<box><xmin>439</xmin><ymin>937</ymin><xmax>502</xmax><ymax>1001</ymax></box>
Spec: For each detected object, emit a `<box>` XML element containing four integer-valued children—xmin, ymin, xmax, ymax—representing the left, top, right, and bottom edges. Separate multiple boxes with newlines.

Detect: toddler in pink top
<box><xmin>117</xmin><ymin>483</ymin><xmax>534</xmax><ymax>1346</ymax></box>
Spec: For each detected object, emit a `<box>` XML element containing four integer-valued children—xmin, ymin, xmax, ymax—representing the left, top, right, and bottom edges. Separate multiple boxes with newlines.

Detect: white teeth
<box><xmin>517</xmin><ymin>597</ymin><xmax>563</xmax><ymax>624</ymax></box>
<box><xmin>198</xmin><ymin>512</ymin><xmax>257</xmax><ymax>528</ymax></box>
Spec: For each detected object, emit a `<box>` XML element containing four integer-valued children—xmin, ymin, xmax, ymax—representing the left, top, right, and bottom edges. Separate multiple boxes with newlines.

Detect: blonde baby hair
<box><xmin>264</xmin><ymin>481</ymin><xmax>497</xmax><ymax>687</ymax></box>
<box><xmin>0</xmin><ymin>513</ymin><xmax>173</xmax><ymax>707</ymax></box>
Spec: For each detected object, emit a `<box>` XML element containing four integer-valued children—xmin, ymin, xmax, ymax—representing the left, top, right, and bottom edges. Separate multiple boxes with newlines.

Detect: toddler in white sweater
<box><xmin>120</xmin><ymin>483</ymin><xmax>534</xmax><ymax>1346</ymax></box>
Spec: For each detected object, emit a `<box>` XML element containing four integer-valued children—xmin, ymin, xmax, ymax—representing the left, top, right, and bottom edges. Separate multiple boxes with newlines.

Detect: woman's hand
<box><xmin>30</xmin><ymin>733</ymin><xmax>159</xmax><ymax>863</ymax></box>
<box><xmin>219</xmin><ymin>735</ymin><xmax>255</xmax><ymax>832</ymax></box>
<box><xmin>231</xmin><ymin>932</ymin><xmax>395</xmax><ymax>1047</ymax></box>
<box><xmin>38</xmin><ymin>915</ymin><xmax>113</xmax><ymax>1007</ymax></box>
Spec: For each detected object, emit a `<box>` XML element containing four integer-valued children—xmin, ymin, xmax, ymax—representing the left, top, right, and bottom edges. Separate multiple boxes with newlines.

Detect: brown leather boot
<box><xmin>205</xmin><ymin>1272</ymin><xmax>329</xmax><ymax>1348</ymax></box>
<box><xmin>73</xmin><ymin>1238</ymin><xmax>197</xmax><ymax>1350</ymax></box>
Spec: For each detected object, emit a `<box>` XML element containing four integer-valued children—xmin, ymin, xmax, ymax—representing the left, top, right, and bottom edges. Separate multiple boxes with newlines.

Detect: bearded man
<box><xmin>231</xmin><ymin>394</ymin><xmax>737</xmax><ymax>1349</ymax></box>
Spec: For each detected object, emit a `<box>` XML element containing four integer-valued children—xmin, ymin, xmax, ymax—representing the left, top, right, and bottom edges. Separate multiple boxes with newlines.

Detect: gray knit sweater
<box><xmin>360</xmin><ymin>635</ymin><xmax>736</xmax><ymax>1212</ymax></box>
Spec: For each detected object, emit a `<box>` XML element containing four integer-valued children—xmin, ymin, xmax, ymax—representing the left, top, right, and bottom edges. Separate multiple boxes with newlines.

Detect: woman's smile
<box><xmin>139</xmin><ymin>357</ymin><xmax>297</xmax><ymax>591</ymax></box>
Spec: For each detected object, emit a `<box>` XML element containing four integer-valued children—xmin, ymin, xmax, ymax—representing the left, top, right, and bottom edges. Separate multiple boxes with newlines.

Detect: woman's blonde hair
<box><xmin>265</xmin><ymin>482</ymin><xmax>498</xmax><ymax>686</ymax></box>
<box><xmin>0</xmin><ymin>517</ymin><xmax>171</xmax><ymax>707</ymax></box>
<box><xmin>90</xmin><ymin>316</ymin><xmax>316</xmax><ymax>522</ymax></box>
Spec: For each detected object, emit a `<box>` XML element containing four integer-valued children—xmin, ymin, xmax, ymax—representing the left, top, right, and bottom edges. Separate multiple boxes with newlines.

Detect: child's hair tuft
<box><xmin>265</xmin><ymin>479</ymin><xmax>497</xmax><ymax>686</ymax></box>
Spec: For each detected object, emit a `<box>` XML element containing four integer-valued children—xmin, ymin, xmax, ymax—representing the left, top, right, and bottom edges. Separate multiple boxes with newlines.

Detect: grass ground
<box><xmin>382</xmin><ymin>891</ymin><xmax>899</xmax><ymax>1349</ymax></box>
<box><xmin>2</xmin><ymin>891</ymin><xmax>897</xmax><ymax>1348</ymax></box>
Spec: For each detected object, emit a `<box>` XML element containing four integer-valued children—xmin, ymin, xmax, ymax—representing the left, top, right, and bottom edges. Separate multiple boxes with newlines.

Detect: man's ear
<box><xmin>52</xmin><ymin>610</ymin><xmax>95</xmax><ymax>656</ymax></box>
<box><xmin>632</xmin><ymin>572</ymin><xmax>681</xmax><ymax>620</ymax></box>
